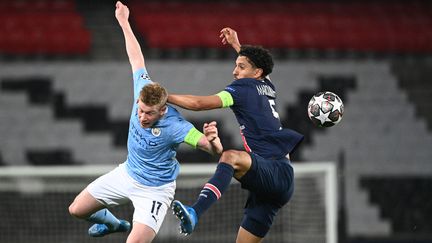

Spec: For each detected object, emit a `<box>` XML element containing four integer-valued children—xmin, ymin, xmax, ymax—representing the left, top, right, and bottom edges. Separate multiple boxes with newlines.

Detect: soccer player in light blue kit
<box><xmin>68</xmin><ymin>2</ymin><xmax>223</xmax><ymax>243</ymax></box>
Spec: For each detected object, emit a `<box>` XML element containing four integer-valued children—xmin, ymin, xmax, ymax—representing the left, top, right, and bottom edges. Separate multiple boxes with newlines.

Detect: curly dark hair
<box><xmin>239</xmin><ymin>45</ymin><xmax>274</xmax><ymax>78</ymax></box>
<box><xmin>139</xmin><ymin>82</ymin><xmax>168</xmax><ymax>107</ymax></box>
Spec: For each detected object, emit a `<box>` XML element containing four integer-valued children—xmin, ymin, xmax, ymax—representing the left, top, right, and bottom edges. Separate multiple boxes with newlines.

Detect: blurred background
<box><xmin>0</xmin><ymin>0</ymin><xmax>431</xmax><ymax>242</ymax></box>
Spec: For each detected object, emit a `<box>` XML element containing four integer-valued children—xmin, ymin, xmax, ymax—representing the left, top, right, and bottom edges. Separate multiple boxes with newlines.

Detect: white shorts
<box><xmin>87</xmin><ymin>163</ymin><xmax>176</xmax><ymax>233</ymax></box>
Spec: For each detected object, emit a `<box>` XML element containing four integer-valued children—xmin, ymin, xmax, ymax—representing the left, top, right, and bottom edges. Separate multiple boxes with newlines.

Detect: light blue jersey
<box><xmin>125</xmin><ymin>68</ymin><xmax>198</xmax><ymax>186</ymax></box>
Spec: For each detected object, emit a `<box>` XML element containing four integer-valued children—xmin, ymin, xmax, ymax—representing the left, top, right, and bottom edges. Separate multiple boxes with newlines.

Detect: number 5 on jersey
<box><xmin>268</xmin><ymin>99</ymin><xmax>280</xmax><ymax>119</ymax></box>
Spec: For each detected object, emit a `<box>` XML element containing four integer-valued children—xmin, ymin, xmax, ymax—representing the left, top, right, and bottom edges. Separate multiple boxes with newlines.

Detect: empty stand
<box><xmin>75</xmin><ymin>0</ymin><xmax>128</xmax><ymax>60</ymax></box>
<box><xmin>0</xmin><ymin>0</ymin><xmax>91</xmax><ymax>56</ymax></box>
<box><xmin>2</xmin><ymin>0</ymin><xmax>430</xmax><ymax>58</ymax></box>
<box><xmin>361</xmin><ymin>177</ymin><xmax>432</xmax><ymax>236</ymax></box>
<box><xmin>1</xmin><ymin>78</ymin><xmax>127</xmax><ymax>138</ymax></box>
<box><xmin>0</xmin><ymin>0</ymin><xmax>77</xmax><ymax>13</ymax></box>
<box><xmin>2</xmin><ymin>0</ymin><xmax>431</xmax><ymax>58</ymax></box>
<box><xmin>129</xmin><ymin>1</ymin><xmax>432</xmax><ymax>54</ymax></box>
<box><xmin>0</xmin><ymin>92</ymin><xmax>127</xmax><ymax>166</ymax></box>
<box><xmin>27</xmin><ymin>149</ymin><xmax>81</xmax><ymax>165</ymax></box>
<box><xmin>0</xmin><ymin>76</ymin><xmax>127</xmax><ymax>166</ymax></box>
<box><xmin>392</xmin><ymin>60</ymin><xmax>432</xmax><ymax>131</ymax></box>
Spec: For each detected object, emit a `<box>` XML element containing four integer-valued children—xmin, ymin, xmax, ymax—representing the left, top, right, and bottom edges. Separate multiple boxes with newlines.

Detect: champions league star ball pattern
<box><xmin>308</xmin><ymin>91</ymin><xmax>344</xmax><ymax>127</ymax></box>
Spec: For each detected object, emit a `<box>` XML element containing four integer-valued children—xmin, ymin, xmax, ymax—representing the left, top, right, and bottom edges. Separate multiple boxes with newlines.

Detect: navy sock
<box><xmin>87</xmin><ymin>209</ymin><xmax>120</xmax><ymax>230</ymax></box>
<box><xmin>192</xmin><ymin>162</ymin><xmax>234</xmax><ymax>218</ymax></box>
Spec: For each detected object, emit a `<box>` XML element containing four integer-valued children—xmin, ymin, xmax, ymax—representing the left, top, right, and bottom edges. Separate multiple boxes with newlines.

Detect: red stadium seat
<box><xmin>75</xmin><ymin>1</ymin><xmax>432</xmax><ymax>53</ymax></box>
<box><xmin>0</xmin><ymin>0</ymin><xmax>89</xmax><ymax>55</ymax></box>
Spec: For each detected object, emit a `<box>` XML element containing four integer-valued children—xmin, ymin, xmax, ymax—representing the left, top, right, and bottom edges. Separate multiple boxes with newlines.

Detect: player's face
<box><xmin>137</xmin><ymin>100</ymin><xmax>166</xmax><ymax>128</ymax></box>
<box><xmin>233</xmin><ymin>56</ymin><xmax>262</xmax><ymax>80</ymax></box>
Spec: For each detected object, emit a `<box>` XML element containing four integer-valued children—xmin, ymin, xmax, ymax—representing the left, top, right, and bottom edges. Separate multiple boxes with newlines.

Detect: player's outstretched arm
<box><xmin>197</xmin><ymin>121</ymin><xmax>223</xmax><ymax>155</ymax></box>
<box><xmin>115</xmin><ymin>1</ymin><xmax>145</xmax><ymax>72</ymax></box>
<box><xmin>168</xmin><ymin>94</ymin><xmax>222</xmax><ymax>111</ymax></box>
<box><xmin>220</xmin><ymin>27</ymin><xmax>241</xmax><ymax>53</ymax></box>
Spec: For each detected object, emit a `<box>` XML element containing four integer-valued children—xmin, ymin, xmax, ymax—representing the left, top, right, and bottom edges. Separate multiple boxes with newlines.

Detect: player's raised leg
<box><xmin>172</xmin><ymin>150</ymin><xmax>251</xmax><ymax>235</ymax></box>
<box><xmin>172</xmin><ymin>161</ymin><xmax>233</xmax><ymax>235</ymax></box>
<box><xmin>69</xmin><ymin>188</ymin><xmax>131</xmax><ymax>237</ymax></box>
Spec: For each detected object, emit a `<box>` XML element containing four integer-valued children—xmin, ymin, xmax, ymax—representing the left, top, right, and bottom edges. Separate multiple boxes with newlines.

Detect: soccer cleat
<box><xmin>88</xmin><ymin>219</ymin><xmax>131</xmax><ymax>237</ymax></box>
<box><xmin>171</xmin><ymin>200</ymin><xmax>198</xmax><ymax>236</ymax></box>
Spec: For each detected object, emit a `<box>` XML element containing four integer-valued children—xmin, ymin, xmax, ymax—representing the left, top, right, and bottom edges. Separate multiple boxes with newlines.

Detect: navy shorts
<box><xmin>238</xmin><ymin>153</ymin><xmax>294</xmax><ymax>238</ymax></box>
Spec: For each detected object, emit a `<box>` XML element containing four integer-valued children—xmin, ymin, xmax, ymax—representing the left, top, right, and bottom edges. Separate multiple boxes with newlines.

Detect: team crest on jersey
<box><xmin>140</xmin><ymin>73</ymin><xmax>150</xmax><ymax>80</ymax></box>
<box><xmin>151</xmin><ymin>128</ymin><xmax>161</xmax><ymax>137</ymax></box>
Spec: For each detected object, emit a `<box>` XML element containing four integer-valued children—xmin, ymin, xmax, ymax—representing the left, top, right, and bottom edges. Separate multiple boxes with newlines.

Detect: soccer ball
<box><xmin>307</xmin><ymin>91</ymin><xmax>344</xmax><ymax>127</ymax></box>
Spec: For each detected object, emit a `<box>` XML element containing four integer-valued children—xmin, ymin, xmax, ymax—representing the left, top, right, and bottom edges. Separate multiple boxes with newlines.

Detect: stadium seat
<box><xmin>128</xmin><ymin>1</ymin><xmax>432</xmax><ymax>53</ymax></box>
<box><xmin>0</xmin><ymin>0</ymin><xmax>90</xmax><ymax>56</ymax></box>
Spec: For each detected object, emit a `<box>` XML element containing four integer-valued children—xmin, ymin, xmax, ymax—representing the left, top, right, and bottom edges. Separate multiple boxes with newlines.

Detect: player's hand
<box><xmin>115</xmin><ymin>1</ymin><xmax>130</xmax><ymax>27</ymax></box>
<box><xmin>220</xmin><ymin>27</ymin><xmax>241</xmax><ymax>52</ymax></box>
<box><xmin>203</xmin><ymin>121</ymin><xmax>219</xmax><ymax>142</ymax></box>
<box><xmin>219</xmin><ymin>27</ymin><xmax>238</xmax><ymax>45</ymax></box>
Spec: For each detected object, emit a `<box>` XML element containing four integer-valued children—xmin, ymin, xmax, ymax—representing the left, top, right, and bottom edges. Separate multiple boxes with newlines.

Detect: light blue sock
<box><xmin>87</xmin><ymin>209</ymin><xmax>120</xmax><ymax>230</ymax></box>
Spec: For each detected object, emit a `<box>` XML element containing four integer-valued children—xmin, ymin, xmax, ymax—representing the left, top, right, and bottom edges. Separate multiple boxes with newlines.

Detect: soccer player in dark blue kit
<box><xmin>169</xmin><ymin>27</ymin><xmax>303</xmax><ymax>243</ymax></box>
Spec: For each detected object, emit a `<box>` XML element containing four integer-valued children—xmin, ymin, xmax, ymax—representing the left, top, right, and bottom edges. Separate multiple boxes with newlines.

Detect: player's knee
<box><xmin>219</xmin><ymin>150</ymin><xmax>252</xmax><ymax>176</ymax></box>
<box><xmin>219</xmin><ymin>150</ymin><xmax>242</xmax><ymax>168</ymax></box>
<box><xmin>68</xmin><ymin>203</ymin><xmax>78</xmax><ymax>217</ymax></box>
<box><xmin>68</xmin><ymin>203</ymin><xmax>85</xmax><ymax>219</ymax></box>
<box><xmin>219</xmin><ymin>150</ymin><xmax>237</xmax><ymax>163</ymax></box>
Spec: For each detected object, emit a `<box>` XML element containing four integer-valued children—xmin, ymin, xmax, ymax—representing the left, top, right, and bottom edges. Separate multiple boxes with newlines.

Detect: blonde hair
<box><xmin>139</xmin><ymin>82</ymin><xmax>168</xmax><ymax>107</ymax></box>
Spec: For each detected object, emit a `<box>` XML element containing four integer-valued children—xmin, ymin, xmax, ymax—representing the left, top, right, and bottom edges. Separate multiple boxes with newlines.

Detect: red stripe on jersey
<box><xmin>204</xmin><ymin>183</ymin><xmax>221</xmax><ymax>200</ymax></box>
<box><xmin>240</xmin><ymin>129</ymin><xmax>252</xmax><ymax>153</ymax></box>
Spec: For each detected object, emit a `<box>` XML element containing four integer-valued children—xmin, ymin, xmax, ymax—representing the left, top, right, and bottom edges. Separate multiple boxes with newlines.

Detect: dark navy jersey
<box><xmin>223</xmin><ymin>78</ymin><xmax>303</xmax><ymax>159</ymax></box>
